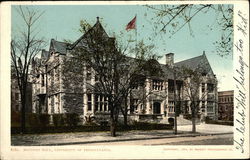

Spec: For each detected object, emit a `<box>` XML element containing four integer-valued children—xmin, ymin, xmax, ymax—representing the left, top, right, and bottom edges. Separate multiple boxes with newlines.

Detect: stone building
<box><xmin>31</xmin><ymin>18</ymin><xmax>218</xmax><ymax>123</ymax></box>
<box><xmin>218</xmin><ymin>90</ymin><xmax>234</xmax><ymax>121</ymax></box>
<box><xmin>11</xmin><ymin>66</ymin><xmax>33</xmax><ymax>113</ymax></box>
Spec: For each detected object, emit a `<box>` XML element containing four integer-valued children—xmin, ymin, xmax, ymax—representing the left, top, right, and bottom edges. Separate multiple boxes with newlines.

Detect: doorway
<box><xmin>153</xmin><ymin>101</ymin><xmax>161</xmax><ymax>114</ymax></box>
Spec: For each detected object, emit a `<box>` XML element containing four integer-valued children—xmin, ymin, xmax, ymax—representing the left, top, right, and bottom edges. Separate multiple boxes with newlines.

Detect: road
<box><xmin>11</xmin><ymin>124</ymin><xmax>233</xmax><ymax>146</ymax></box>
<box><xmin>84</xmin><ymin>134</ymin><xmax>233</xmax><ymax>145</ymax></box>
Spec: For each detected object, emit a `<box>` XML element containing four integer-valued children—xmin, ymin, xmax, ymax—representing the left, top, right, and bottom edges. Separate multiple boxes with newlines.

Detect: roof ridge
<box><xmin>69</xmin><ymin>17</ymin><xmax>108</xmax><ymax>50</ymax></box>
<box><xmin>174</xmin><ymin>54</ymin><xmax>204</xmax><ymax>64</ymax></box>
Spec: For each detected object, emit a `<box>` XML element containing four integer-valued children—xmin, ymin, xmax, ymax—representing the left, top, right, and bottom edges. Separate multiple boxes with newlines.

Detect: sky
<box><xmin>11</xmin><ymin>4</ymin><xmax>234</xmax><ymax>91</ymax></box>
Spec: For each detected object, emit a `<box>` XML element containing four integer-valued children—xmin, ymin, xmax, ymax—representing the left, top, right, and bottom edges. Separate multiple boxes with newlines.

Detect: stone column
<box><xmin>91</xmin><ymin>93</ymin><xmax>95</xmax><ymax>115</ymax></box>
<box><xmin>161</xmin><ymin>100</ymin><xmax>165</xmax><ymax>114</ymax></box>
<box><xmin>83</xmin><ymin>94</ymin><xmax>88</xmax><ymax>116</ymax></box>
<box><xmin>91</xmin><ymin>68</ymin><xmax>95</xmax><ymax>115</ymax></box>
<box><xmin>83</xmin><ymin>65</ymin><xmax>87</xmax><ymax>117</ymax></box>
<box><xmin>145</xmin><ymin>78</ymin><xmax>150</xmax><ymax>114</ymax></box>
<box><xmin>48</xmin><ymin>97</ymin><xmax>51</xmax><ymax>114</ymax></box>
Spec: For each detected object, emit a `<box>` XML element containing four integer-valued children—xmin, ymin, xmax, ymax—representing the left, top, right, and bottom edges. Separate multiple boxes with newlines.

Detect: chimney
<box><xmin>165</xmin><ymin>53</ymin><xmax>174</xmax><ymax>67</ymax></box>
<box><xmin>96</xmin><ymin>16</ymin><xmax>99</xmax><ymax>22</ymax></box>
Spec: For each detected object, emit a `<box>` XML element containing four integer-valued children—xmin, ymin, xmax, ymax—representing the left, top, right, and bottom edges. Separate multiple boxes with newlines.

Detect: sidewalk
<box><xmin>11</xmin><ymin>123</ymin><xmax>233</xmax><ymax>146</ymax></box>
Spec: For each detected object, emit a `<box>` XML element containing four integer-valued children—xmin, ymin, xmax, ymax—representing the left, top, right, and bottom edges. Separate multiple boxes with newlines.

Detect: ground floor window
<box><xmin>87</xmin><ymin>94</ymin><xmax>92</xmax><ymax>111</ymax></box>
<box><xmin>168</xmin><ymin>101</ymin><xmax>174</xmax><ymax>112</ymax></box>
<box><xmin>130</xmin><ymin>99</ymin><xmax>139</xmax><ymax>114</ymax></box>
<box><xmin>94</xmin><ymin>94</ymin><xmax>108</xmax><ymax>112</ymax></box>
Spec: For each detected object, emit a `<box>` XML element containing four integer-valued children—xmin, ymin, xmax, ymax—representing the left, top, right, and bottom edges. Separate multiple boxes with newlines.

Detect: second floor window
<box><xmin>41</xmin><ymin>74</ymin><xmax>45</xmax><ymax>87</ymax></box>
<box><xmin>86</xmin><ymin>67</ymin><xmax>92</xmax><ymax>81</ymax></box>
<box><xmin>168</xmin><ymin>101</ymin><xmax>174</xmax><ymax>112</ymax></box>
<box><xmin>152</xmin><ymin>79</ymin><xmax>163</xmax><ymax>91</ymax></box>
<box><xmin>202</xmin><ymin>83</ymin><xmax>205</xmax><ymax>93</ymax></box>
<box><xmin>207</xmin><ymin>83</ymin><xmax>214</xmax><ymax>93</ymax></box>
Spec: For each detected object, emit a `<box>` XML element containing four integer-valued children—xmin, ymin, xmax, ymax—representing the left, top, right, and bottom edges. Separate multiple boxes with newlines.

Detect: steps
<box><xmin>177</xmin><ymin>116</ymin><xmax>200</xmax><ymax>126</ymax></box>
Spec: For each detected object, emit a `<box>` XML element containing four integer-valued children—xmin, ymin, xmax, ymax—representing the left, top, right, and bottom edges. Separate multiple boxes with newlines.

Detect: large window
<box><xmin>168</xmin><ymin>80</ymin><xmax>174</xmax><ymax>93</ymax></box>
<box><xmin>202</xmin><ymin>83</ymin><xmax>205</xmax><ymax>93</ymax></box>
<box><xmin>207</xmin><ymin>83</ymin><xmax>214</xmax><ymax>93</ymax></box>
<box><xmin>54</xmin><ymin>65</ymin><xmax>60</xmax><ymax>81</ymax></box>
<box><xmin>152</xmin><ymin>79</ymin><xmax>163</xmax><ymax>91</ymax></box>
<box><xmin>168</xmin><ymin>101</ymin><xmax>174</xmax><ymax>112</ymax></box>
<box><xmin>130</xmin><ymin>99</ymin><xmax>139</xmax><ymax>114</ymax></box>
<box><xmin>207</xmin><ymin>101</ymin><xmax>214</xmax><ymax>112</ymax></box>
<box><xmin>94</xmin><ymin>94</ymin><xmax>108</xmax><ymax>112</ymax></box>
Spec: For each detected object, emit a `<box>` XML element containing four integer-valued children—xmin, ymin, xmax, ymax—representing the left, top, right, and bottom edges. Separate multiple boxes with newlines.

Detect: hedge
<box><xmin>205</xmin><ymin>120</ymin><xmax>234</xmax><ymax>126</ymax></box>
<box><xmin>11</xmin><ymin>112</ymin><xmax>81</xmax><ymax>127</ymax></box>
<box><xmin>11</xmin><ymin>122</ymin><xmax>173</xmax><ymax>134</ymax></box>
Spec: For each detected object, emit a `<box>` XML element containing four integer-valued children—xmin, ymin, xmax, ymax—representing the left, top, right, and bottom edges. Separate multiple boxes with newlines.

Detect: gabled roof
<box><xmin>47</xmin><ymin>17</ymin><xmax>112</xmax><ymax>56</ymax></box>
<box><xmin>49</xmin><ymin>39</ymin><xmax>70</xmax><ymax>55</ymax></box>
<box><xmin>174</xmin><ymin>53</ymin><xmax>214</xmax><ymax>76</ymax></box>
<box><xmin>69</xmin><ymin>18</ymin><xmax>110</xmax><ymax>49</ymax></box>
<box><xmin>41</xmin><ymin>49</ymin><xmax>49</xmax><ymax>60</ymax></box>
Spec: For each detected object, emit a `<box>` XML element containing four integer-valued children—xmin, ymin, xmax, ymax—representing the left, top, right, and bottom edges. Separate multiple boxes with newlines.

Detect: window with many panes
<box><xmin>152</xmin><ymin>79</ymin><xmax>164</xmax><ymax>91</ymax></box>
<box><xmin>207</xmin><ymin>83</ymin><xmax>214</xmax><ymax>93</ymax></box>
<box><xmin>95</xmin><ymin>94</ymin><xmax>108</xmax><ymax>112</ymax></box>
<box><xmin>168</xmin><ymin>80</ymin><xmax>174</xmax><ymax>93</ymax></box>
<box><xmin>168</xmin><ymin>101</ymin><xmax>174</xmax><ymax>112</ymax></box>
<box><xmin>202</xmin><ymin>83</ymin><xmax>205</xmax><ymax>93</ymax></box>
<box><xmin>207</xmin><ymin>101</ymin><xmax>214</xmax><ymax>112</ymax></box>
<box><xmin>130</xmin><ymin>99</ymin><xmax>139</xmax><ymax>113</ymax></box>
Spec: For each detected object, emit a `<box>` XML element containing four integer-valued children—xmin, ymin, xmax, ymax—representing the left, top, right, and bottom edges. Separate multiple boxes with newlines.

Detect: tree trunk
<box><xmin>21</xmin><ymin>93</ymin><xmax>26</xmax><ymax>134</ymax></box>
<box><xmin>110</xmin><ymin>117</ymin><xmax>116</xmax><ymax>137</ymax></box>
<box><xmin>123</xmin><ymin>102</ymin><xmax>128</xmax><ymax>126</ymax></box>
<box><xmin>123</xmin><ymin>113</ymin><xmax>127</xmax><ymax>126</ymax></box>
<box><xmin>191</xmin><ymin>107</ymin><xmax>196</xmax><ymax>133</ymax></box>
<box><xmin>192</xmin><ymin>116</ymin><xmax>196</xmax><ymax>133</ymax></box>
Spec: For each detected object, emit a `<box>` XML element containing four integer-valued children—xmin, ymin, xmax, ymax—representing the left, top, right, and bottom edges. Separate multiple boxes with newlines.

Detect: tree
<box><xmin>145</xmin><ymin>4</ymin><xmax>233</xmax><ymax>56</ymax></box>
<box><xmin>178</xmin><ymin>66</ymin><xmax>214</xmax><ymax>133</ymax></box>
<box><xmin>63</xmin><ymin>18</ymin><xmax>160</xmax><ymax>136</ymax></box>
<box><xmin>11</xmin><ymin>6</ymin><xmax>45</xmax><ymax>133</ymax></box>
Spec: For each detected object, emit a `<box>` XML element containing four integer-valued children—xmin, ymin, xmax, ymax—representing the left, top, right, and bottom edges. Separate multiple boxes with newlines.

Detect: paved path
<box><xmin>177</xmin><ymin>123</ymin><xmax>233</xmax><ymax>134</ymax></box>
<box><xmin>85</xmin><ymin>134</ymin><xmax>233</xmax><ymax>145</ymax></box>
<box><xmin>11</xmin><ymin>124</ymin><xmax>233</xmax><ymax>146</ymax></box>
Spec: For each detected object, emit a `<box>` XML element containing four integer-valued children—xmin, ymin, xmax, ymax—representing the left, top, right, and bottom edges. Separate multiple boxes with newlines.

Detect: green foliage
<box><xmin>39</xmin><ymin>114</ymin><xmax>51</xmax><ymax>127</ymax></box>
<box><xmin>27</xmin><ymin>113</ymin><xmax>40</xmax><ymax>127</ymax></box>
<box><xmin>205</xmin><ymin>117</ymin><xmax>233</xmax><ymax>126</ymax></box>
<box><xmin>52</xmin><ymin>114</ymin><xmax>65</xmax><ymax>127</ymax></box>
<box><xmin>11</xmin><ymin>112</ymin><xmax>51</xmax><ymax>127</ymax></box>
<box><xmin>79</xmin><ymin>19</ymin><xmax>92</xmax><ymax>33</ymax></box>
<box><xmin>65</xmin><ymin>113</ymin><xmax>81</xmax><ymax>127</ymax></box>
<box><xmin>84</xmin><ymin>113</ymin><xmax>97</xmax><ymax>125</ymax></box>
